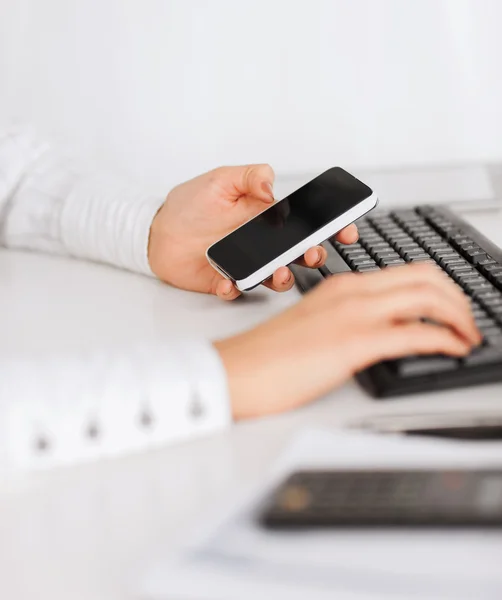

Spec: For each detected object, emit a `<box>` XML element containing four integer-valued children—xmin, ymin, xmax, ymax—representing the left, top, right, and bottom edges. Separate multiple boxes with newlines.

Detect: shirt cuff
<box><xmin>0</xmin><ymin>339</ymin><xmax>231</xmax><ymax>475</ymax></box>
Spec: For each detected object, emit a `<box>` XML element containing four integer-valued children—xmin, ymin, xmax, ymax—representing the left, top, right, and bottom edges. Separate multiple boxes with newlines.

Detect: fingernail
<box><xmin>284</xmin><ymin>271</ymin><xmax>292</xmax><ymax>284</ymax></box>
<box><xmin>315</xmin><ymin>248</ymin><xmax>323</xmax><ymax>265</ymax></box>
<box><xmin>223</xmin><ymin>284</ymin><xmax>232</xmax><ymax>295</ymax></box>
<box><xmin>261</xmin><ymin>181</ymin><xmax>274</xmax><ymax>202</ymax></box>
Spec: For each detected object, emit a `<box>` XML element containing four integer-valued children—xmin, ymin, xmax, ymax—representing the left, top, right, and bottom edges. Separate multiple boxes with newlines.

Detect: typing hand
<box><xmin>214</xmin><ymin>265</ymin><xmax>482</xmax><ymax>419</ymax></box>
<box><xmin>148</xmin><ymin>165</ymin><xmax>358</xmax><ymax>299</ymax></box>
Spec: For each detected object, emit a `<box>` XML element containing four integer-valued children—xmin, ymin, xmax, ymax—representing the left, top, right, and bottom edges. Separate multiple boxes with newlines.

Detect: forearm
<box><xmin>0</xmin><ymin>125</ymin><xmax>163</xmax><ymax>274</ymax></box>
<box><xmin>0</xmin><ymin>339</ymin><xmax>230</xmax><ymax>476</ymax></box>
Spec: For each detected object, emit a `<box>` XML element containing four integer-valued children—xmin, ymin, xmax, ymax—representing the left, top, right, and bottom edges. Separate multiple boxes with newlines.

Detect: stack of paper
<box><xmin>140</xmin><ymin>429</ymin><xmax>502</xmax><ymax>600</ymax></box>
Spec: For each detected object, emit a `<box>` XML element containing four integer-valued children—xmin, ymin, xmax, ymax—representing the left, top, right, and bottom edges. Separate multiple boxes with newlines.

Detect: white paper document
<box><xmin>140</xmin><ymin>429</ymin><xmax>502</xmax><ymax>600</ymax></box>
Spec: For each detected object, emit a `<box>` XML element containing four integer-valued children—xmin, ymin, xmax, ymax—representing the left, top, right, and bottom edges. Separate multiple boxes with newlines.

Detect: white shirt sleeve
<box><xmin>0</xmin><ymin>126</ymin><xmax>232</xmax><ymax>476</ymax></box>
<box><xmin>0</xmin><ymin>125</ymin><xmax>162</xmax><ymax>274</ymax></box>
<box><xmin>0</xmin><ymin>339</ymin><xmax>231</xmax><ymax>475</ymax></box>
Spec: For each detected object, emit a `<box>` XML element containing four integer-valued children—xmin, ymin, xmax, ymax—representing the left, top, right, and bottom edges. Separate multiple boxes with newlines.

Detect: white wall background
<box><xmin>1</xmin><ymin>0</ymin><xmax>501</xmax><ymax>191</ymax></box>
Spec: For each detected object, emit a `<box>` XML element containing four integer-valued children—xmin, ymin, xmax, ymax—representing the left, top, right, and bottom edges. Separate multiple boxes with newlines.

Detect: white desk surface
<box><xmin>2</xmin><ymin>165</ymin><xmax>502</xmax><ymax>600</ymax></box>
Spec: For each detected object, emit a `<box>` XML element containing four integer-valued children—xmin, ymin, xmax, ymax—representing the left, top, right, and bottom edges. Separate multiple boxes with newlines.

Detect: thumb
<box><xmin>234</xmin><ymin>163</ymin><xmax>275</xmax><ymax>204</ymax></box>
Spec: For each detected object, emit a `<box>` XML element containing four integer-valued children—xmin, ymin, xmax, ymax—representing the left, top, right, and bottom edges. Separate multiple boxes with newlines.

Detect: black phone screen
<box><xmin>207</xmin><ymin>167</ymin><xmax>372</xmax><ymax>281</ymax></box>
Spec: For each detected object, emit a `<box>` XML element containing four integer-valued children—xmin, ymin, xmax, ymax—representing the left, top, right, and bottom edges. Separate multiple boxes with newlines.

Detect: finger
<box><xmin>334</xmin><ymin>223</ymin><xmax>359</xmax><ymax>245</ymax></box>
<box><xmin>229</xmin><ymin>163</ymin><xmax>275</xmax><ymax>204</ymax></box>
<box><xmin>262</xmin><ymin>266</ymin><xmax>295</xmax><ymax>292</ymax></box>
<box><xmin>215</xmin><ymin>278</ymin><xmax>242</xmax><ymax>301</ymax></box>
<box><xmin>368</xmin><ymin>265</ymin><xmax>470</xmax><ymax>306</ymax></box>
<box><xmin>310</xmin><ymin>264</ymin><xmax>470</xmax><ymax>318</ymax></box>
<box><xmin>352</xmin><ymin>321</ymin><xmax>473</xmax><ymax>374</ymax></box>
<box><xmin>347</xmin><ymin>263</ymin><xmax>470</xmax><ymax>308</ymax></box>
<box><xmin>362</xmin><ymin>284</ymin><xmax>481</xmax><ymax>345</ymax></box>
<box><xmin>295</xmin><ymin>246</ymin><xmax>327</xmax><ymax>268</ymax></box>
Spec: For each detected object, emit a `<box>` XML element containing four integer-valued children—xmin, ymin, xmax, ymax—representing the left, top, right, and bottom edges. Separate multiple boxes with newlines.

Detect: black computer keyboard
<box><xmin>290</xmin><ymin>205</ymin><xmax>502</xmax><ymax>398</ymax></box>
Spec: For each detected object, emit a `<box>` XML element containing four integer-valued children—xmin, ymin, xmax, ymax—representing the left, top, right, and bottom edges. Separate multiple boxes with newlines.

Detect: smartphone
<box><xmin>206</xmin><ymin>167</ymin><xmax>378</xmax><ymax>291</ymax></box>
<box><xmin>259</xmin><ymin>469</ymin><xmax>502</xmax><ymax>529</ymax></box>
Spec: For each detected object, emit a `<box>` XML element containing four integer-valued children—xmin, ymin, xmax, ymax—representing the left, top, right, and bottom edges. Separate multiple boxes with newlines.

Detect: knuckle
<box><xmin>258</xmin><ymin>163</ymin><xmax>275</xmax><ymax>179</ymax></box>
<box><xmin>412</xmin><ymin>281</ymin><xmax>438</xmax><ymax>298</ymax></box>
<box><xmin>244</xmin><ymin>163</ymin><xmax>275</xmax><ymax>186</ymax></box>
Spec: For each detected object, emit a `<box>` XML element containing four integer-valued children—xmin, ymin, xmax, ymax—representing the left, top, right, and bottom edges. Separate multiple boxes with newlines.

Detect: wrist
<box><xmin>213</xmin><ymin>320</ymin><xmax>316</xmax><ymax>421</ymax></box>
<box><xmin>213</xmin><ymin>333</ymin><xmax>263</xmax><ymax>421</ymax></box>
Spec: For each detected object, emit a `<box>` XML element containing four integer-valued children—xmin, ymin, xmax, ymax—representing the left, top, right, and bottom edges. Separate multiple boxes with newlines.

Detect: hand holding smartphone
<box><xmin>206</xmin><ymin>167</ymin><xmax>378</xmax><ymax>291</ymax></box>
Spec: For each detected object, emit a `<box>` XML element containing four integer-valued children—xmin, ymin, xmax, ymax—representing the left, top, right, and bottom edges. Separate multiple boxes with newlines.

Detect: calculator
<box><xmin>259</xmin><ymin>469</ymin><xmax>502</xmax><ymax>528</ymax></box>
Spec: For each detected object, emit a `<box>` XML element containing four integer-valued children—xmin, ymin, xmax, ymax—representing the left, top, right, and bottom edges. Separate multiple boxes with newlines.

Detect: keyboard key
<box><xmin>481</xmin><ymin>325</ymin><xmax>502</xmax><ymax>338</ymax></box>
<box><xmin>420</xmin><ymin>239</ymin><xmax>444</xmax><ymax>252</ymax></box>
<box><xmin>290</xmin><ymin>265</ymin><xmax>324</xmax><ymax>292</ymax></box>
<box><xmin>411</xmin><ymin>225</ymin><xmax>436</xmax><ymax>234</ymax></box>
<box><xmin>356</xmin><ymin>265</ymin><xmax>381</xmax><ymax>273</ymax></box>
<box><xmin>320</xmin><ymin>243</ymin><xmax>352</xmax><ymax>276</ymax></box>
<box><xmin>469</xmin><ymin>253</ymin><xmax>491</xmax><ymax>265</ymax></box>
<box><xmin>459</xmin><ymin>243</ymin><xmax>479</xmax><ymax>251</ymax></box>
<box><xmin>449</xmin><ymin>234</ymin><xmax>471</xmax><ymax>243</ymax></box>
<box><xmin>432</xmin><ymin>251</ymin><xmax>458</xmax><ymax>262</ymax></box>
<box><xmin>429</xmin><ymin>245</ymin><xmax>452</xmax><ymax>254</ymax></box>
<box><xmin>476</xmin><ymin>317</ymin><xmax>496</xmax><ymax>328</ymax></box>
<box><xmin>369</xmin><ymin>242</ymin><xmax>393</xmax><ymax>251</ymax></box>
<box><xmin>350</xmin><ymin>258</ymin><xmax>377</xmax><ymax>269</ymax></box>
<box><xmin>342</xmin><ymin>248</ymin><xmax>368</xmax><ymax>257</ymax></box>
<box><xmin>489</xmin><ymin>274</ymin><xmax>502</xmax><ymax>289</ymax></box>
<box><xmin>452</xmin><ymin>267</ymin><xmax>476</xmax><ymax>277</ymax></box>
<box><xmin>397</xmin><ymin>243</ymin><xmax>420</xmax><ymax>251</ymax></box>
<box><xmin>339</xmin><ymin>243</ymin><xmax>362</xmax><ymax>251</ymax></box>
<box><xmin>464</xmin><ymin>346</ymin><xmax>502</xmax><ymax>366</ymax></box>
<box><xmin>483</xmin><ymin>264</ymin><xmax>502</xmax><ymax>274</ymax></box>
<box><xmin>466</xmin><ymin>248</ymin><xmax>486</xmax><ymax>257</ymax></box>
<box><xmin>393</xmin><ymin>210</ymin><xmax>422</xmax><ymax>223</ymax></box>
<box><xmin>396</xmin><ymin>355</ymin><xmax>458</xmax><ymax>377</ymax></box>
<box><xmin>477</xmin><ymin>295</ymin><xmax>501</xmax><ymax>307</ymax></box>
<box><xmin>455</xmin><ymin>271</ymin><xmax>485</xmax><ymax>287</ymax></box>
<box><xmin>483</xmin><ymin>296</ymin><xmax>502</xmax><ymax>308</ymax></box>
<box><xmin>440</xmin><ymin>257</ymin><xmax>467</xmax><ymax>269</ymax></box>
<box><xmin>468</xmin><ymin>284</ymin><xmax>494</xmax><ymax>296</ymax></box>
<box><xmin>458</xmin><ymin>274</ymin><xmax>484</xmax><ymax>283</ymax></box>
<box><xmin>409</xmin><ymin>257</ymin><xmax>436</xmax><ymax>264</ymax></box>
<box><xmin>361</xmin><ymin>234</ymin><xmax>383</xmax><ymax>243</ymax></box>
<box><xmin>404</xmin><ymin>252</ymin><xmax>430</xmax><ymax>262</ymax></box>
<box><xmin>374</xmin><ymin>251</ymin><xmax>401</xmax><ymax>260</ymax></box>
<box><xmin>472</xmin><ymin>306</ymin><xmax>489</xmax><ymax>318</ymax></box>
<box><xmin>475</xmin><ymin>255</ymin><xmax>497</xmax><ymax>267</ymax></box>
<box><xmin>380</xmin><ymin>259</ymin><xmax>406</xmax><ymax>267</ymax></box>
<box><xmin>346</xmin><ymin>252</ymin><xmax>372</xmax><ymax>261</ymax></box>
<box><xmin>486</xmin><ymin>334</ymin><xmax>502</xmax><ymax>346</ymax></box>
<box><xmin>485</xmin><ymin>304</ymin><xmax>502</xmax><ymax>323</ymax></box>
<box><xmin>448</xmin><ymin>264</ymin><xmax>473</xmax><ymax>273</ymax></box>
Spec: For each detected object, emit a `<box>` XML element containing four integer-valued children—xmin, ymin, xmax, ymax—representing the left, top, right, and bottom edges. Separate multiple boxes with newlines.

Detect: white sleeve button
<box><xmin>188</xmin><ymin>392</ymin><xmax>205</xmax><ymax>419</ymax></box>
